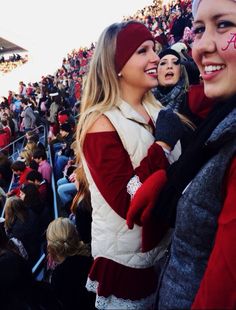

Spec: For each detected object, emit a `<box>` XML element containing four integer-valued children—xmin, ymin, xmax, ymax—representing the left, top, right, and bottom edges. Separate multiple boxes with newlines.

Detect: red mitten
<box><xmin>126</xmin><ymin>169</ymin><xmax>167</xmax><ymax>229</ymax></box>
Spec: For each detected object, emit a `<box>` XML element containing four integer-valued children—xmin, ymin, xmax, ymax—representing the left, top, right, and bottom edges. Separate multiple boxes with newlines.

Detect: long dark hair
<box><xmin>20</xmin><ymin>183</ymin><xmax>43</xmax><ymax>214</ymax></box>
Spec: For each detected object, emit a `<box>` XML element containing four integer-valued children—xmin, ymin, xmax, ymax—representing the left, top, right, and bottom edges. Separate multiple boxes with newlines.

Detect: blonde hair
<box><xmin>24</xmin><ymin>141</ymin><xmax>38</xmax><ymax>154</ymax></box>
<box><xmin>46</xmin><ymin>217</ymin><xmax>90</xmax><ymax>260</ymax></box>
<box><xmin>180</xmin><ymin>64</ymin><xmax>190</xmax><ymax>92</ymax></box>
<box><xmin>76</xmin><ymin>21</ymin><xmax>160</xmax><ymax>148</ymax></box>
<box><xmin>19</xmin><ymin>149</ymin><xmax>32</xmax><ymax>166</ymax></box>
<box><xmin>75</xmin><ymin>21</ymin><xmax>162</xmax><ymax>194</ymax></box>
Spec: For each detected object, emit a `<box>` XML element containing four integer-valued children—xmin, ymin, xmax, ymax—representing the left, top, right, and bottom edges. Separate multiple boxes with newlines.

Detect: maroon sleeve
<box><xmin>83</xmin><ymin>131</ymin><xmax>168</xmax><ymax>219</ymax></box>
<box><xmin>192</xmin><ymin>157</ymin><xmax>236</xmax><ymax>309</ymax></box>
<box><xmin>188</xmin><ymin>84</ymin><xmax>214</xmax><ymax>119</ymax></box>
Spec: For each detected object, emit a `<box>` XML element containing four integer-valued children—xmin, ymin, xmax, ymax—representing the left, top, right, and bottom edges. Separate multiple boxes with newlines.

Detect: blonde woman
<box><xmin>76</xmin><ymin>20</ymin><xmax>186</xmax><ymax>309</ymax></box>
<box><xmin>18</xmin><ymin>149</ymin><xmax>32</xmax><ymax>166</ymax></box>
<box><xmin>46</xmin><ymin>217</ymin><xmax>94</xmax><ymax>309</ymax></box>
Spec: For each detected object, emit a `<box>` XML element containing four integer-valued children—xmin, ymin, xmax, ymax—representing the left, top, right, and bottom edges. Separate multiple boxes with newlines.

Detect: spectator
<box><xmin>19</xmin><ymin>81</ymin><xmax>26</xmax><ymax>96</ymax></box>
<box><xmin>19</xmin><ymin>182</ymin><xmax>51</xmax><ymax>243</ymax></box>
<box><xmin>0</xmin><ymin>151</ymin><xmax>12</xmax><ymax>190</ymax></box>
<box><xmin>46</xmin><ymin>217</ymin><xmax>95</xmax><ymax>309</ymax></box>
<box><xmin>149</xmin><ymin>0</ymin><xmax>236</xmax><ymax>308</ymax></box>
<box><xmin>170</xmin><ymin>9</ymin><xmax>187</xmax><ymax>43</ymax></box>
<box><xmin>20</xmin><ymin>97</ymin><xmax>36</xmax><ymax>132</ymax></box>
<box><xmin>57</xmin><ymin>166</ymin><xmax>77</xmax><ymax>212</ymax></box>
<box><xmin>0</xmin><ymin>217</ymin><xmax>34</xmax><ymax>307</ymax></box>
<box><xmin>26</xmin><ymin>170</ymin><xmax>53</xmax><ymax>211</ymax></box>
<box><xmin>153</xmin><ymin>48</ymin><xmax>214</xmax><ymax>148</ymax></box>
<box><xmin>54</xmin><ymin>123</ymin><xmax>74</xmax><ymax>180</ymax></box>
<box><xmin>32</xmin><ymin>149</ymin><xmax>52</xmax><ymax>184</ymax></box>
<box><xmin>76</xmin><ymin>20</ymin><xmax>186</xmax><ymax>309</ymax></box>
<box><xmin>0</xmin><ymin>122</ymin><xmax>9</xmax><ymax>153</ymax></box>
<box><xmin>25</xmin><ymin>130</ymin><xmax>46</xmax><ymax>151</ymax></box>
<box><xmin>18</xmin><ymin>148</ymin><xmax>33</xmax><ymax>166</ymax></box>
<box><xmin>7</xmin><ymin>161</ymin><xmax>32</xmax><ymax>197</ymax></box>
<box><xmin>57</xmin><ymin>109</ymin><xmax>76</xmax><ymax>130</ymax></box>
<box><xmin>11</xmin><ymin>94</ymin><xmax>22</xmax><ymax>122</ymax></box>
<box><xmin>0</xmin><ymin>217</ymin><xmax>63</xmax><ymax>309</ymax></box>
<box><xmin>4</xmin><ymin>196</ymin><xmax>41</xmax><ymax>267</ymax></box>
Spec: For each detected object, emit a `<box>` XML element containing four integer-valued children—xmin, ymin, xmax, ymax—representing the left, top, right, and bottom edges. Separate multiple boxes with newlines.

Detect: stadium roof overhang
<box><xmin>0</xmin><ymin>37</ymin><xmax>27</xmax><ymax>55</ymax></box>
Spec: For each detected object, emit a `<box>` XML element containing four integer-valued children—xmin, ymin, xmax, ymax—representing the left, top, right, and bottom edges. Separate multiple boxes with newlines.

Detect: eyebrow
<box><xmin>160</xmin><ymin>57</ymin><xmax>179</xmax><ymax>61</ymax></box>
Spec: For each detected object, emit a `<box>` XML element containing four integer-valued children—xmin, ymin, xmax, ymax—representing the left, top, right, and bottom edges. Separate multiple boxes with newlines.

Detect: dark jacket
<box><xmin>158</xmin><ymin>108</ymin><xmax>236</xmax><ymax>309</ymax></box>
<box><xmin>61</xmin><ymin>132</ymin><xmax>74</xmax><ymax>158</ymax></box>
<box><xmin>51</xmin><ymin>255</ymin><xmax>95</xmax><ymax>309</ymax></box>
<box><xmin>6</xmin><ymin>209</ymin><xmax>42</xmax><ymax>267</ymax></box>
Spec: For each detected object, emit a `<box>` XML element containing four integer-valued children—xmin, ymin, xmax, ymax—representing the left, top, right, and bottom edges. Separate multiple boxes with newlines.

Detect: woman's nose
<box><xmin>150</xmin><ymin>50</ymin><xmax>160</xmax><ymax>63</ymax></box>
<box><xmin>194</xmin><ymin>31</ymin><xmax>216</xmax><ymax>54</ymax></box>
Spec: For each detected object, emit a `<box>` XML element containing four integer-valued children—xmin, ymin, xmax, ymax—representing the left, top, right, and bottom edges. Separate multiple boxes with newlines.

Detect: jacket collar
<box><xmin>117</xmin><ymin>100</ymin><xmax>159</xmax><ymax>130</ymax></box>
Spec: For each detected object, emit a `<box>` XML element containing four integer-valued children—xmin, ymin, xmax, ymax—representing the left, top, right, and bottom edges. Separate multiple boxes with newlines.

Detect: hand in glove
<box><xmin>155</xmin><ymin>108</ymin><xmax>184</xmax><ymax>150</ymax></box>
<box><xmin>126</xmin><ymin>169</ymin><xmax>167</xmax><ymax>229</ymax></box>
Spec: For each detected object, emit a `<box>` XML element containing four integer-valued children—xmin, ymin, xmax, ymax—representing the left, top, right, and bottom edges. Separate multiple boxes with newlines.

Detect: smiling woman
<box><xmin>155</xmin><ymin>0</ymin><xmax>236</xmax><ymax>309</ymax></box>
<box><xmin>76</xmin><ymin>19</ymin><xmax>185</xmax><ymax>309</ymax></box>
<box><xmin>192</xmin><ymin>0</ymin><xmax>236</xmax><ymax>100</ymax></box>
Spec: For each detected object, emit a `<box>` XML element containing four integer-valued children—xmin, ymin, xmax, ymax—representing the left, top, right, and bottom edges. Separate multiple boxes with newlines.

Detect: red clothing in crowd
<box><xmin>0</xmin><ymin>132</ymin><xmax>9</xmax><ymax>150</ymax></box>
<box><xmin>38</xmin><ymin>160</ymin><xmax>52</xmax><ymax>184</ymax></box>
<box><xmin>11</xmin><ymin>167</ymin><xmax>32</xmax><ymax>196</ymax></box>
<box><xmin>192</xmin><ymin>157</ymin><xmax>236</xmax><ymax>309</ymax></box>
<box><xmin>8</xmin><ymin>93</ymin><xmax>13</xmax><ymax>105</ymax></box>
<box><xmin>3</xmin><ymin>126</ymin><xmax>11</xmax><ymax>145</ymax></box>
<box><xmin>74</xmin><ymin>82</ymin><xmax>81</xmax><ymax>101</ymax></box>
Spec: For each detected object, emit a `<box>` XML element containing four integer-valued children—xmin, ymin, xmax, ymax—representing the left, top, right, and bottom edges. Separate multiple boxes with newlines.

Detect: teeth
<box><xmin>146</xmin><ymin>69</ymin><xmax>156</xmax><ymax>74</ymax></box>
<box><xmin>204</xmin><ymin>65</ymin><xmax>225</xmax><ymax>73</ymax></box>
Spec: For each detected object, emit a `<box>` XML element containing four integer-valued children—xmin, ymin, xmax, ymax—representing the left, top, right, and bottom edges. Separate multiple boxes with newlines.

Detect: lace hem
<box><xmin>127</xmin><ymin>175</ymin><xmax>142</xmax><ymax>199</ymax></box>
<box><xmin>86</xmin><ymin>278</ymin><xmax>155</xmax><ymax>309</ymax></box>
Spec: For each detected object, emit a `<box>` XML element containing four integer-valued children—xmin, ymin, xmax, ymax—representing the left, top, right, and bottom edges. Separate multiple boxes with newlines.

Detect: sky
<box><xmin>0</xmin><ymin>0</ymin><xmax>153</xmax><ymax>96</ymax></box>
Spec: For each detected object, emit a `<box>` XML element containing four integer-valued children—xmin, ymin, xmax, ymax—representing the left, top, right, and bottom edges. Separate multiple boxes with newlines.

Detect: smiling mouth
<box><xmin>204</xmin><ymin>65</ymin><xmax>225</xmax><ymax>74</ymax></box>
<box><xmin>145</xmin><ymin>68</ymin><xmax>157</xmax><ymax>75</ymax></box>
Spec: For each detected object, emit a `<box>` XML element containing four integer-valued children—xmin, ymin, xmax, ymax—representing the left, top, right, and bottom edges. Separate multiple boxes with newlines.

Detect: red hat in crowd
<box><xmin>115</xmin><ymin>21</ymin><xmax>155</xmax><ymax>74</ymax></box>
<box><xmin>58</xmin><ymin>114</ymin><xmax>69</xmax><ymax>124</ymax></box>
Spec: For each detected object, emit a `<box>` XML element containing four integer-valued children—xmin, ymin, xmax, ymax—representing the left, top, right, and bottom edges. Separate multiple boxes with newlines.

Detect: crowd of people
<box><xmin>1</xmin><ymin>0</ymin><xmax>236</xmax><ymax>309</ymax></box>
<box><xmin>0</xmin><ymin>53</ymin><xmax>28</xmax><ymax>76</ymax></box>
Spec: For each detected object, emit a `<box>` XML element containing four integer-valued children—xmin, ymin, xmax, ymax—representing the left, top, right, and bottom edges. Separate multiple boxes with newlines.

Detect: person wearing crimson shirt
<box><xmin>7</xmin><ymin>161</ymin><xmax>32</xmax><ymax>197</ymax></box>
<box><xmin>76</xmin><ymin>20</ymin><xmax>189</xmax><ymax>309</ymax></box>
<box><xmin>0</xmin><ymin>123</ymin><xmax>9</xmax><ymax>153</ymax></box>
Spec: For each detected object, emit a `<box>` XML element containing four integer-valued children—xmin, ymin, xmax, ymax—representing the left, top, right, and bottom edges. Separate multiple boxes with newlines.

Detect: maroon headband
<box><xmin>115</xmin><ymin>22</ymin><xmax>155</xmax><ymax>74</ymax></box>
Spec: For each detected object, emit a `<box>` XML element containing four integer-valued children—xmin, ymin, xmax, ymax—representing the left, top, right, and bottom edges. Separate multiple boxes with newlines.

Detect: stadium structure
<box><xmin>0</xmin><ymin>36</ymin><xmax>27</xmax><ymax>55</ymax></box>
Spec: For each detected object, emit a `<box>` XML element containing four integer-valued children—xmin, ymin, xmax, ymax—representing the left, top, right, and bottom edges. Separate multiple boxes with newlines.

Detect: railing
<box><xmin>0</xmin><ymin>124</ymin><xmax>47</xmax><ymax>162</ymax></box>
<box><xmin>32</xmin><ymin>142</ymin><xmax>58</xmax><ymax>278</ymax></box>
<box><xmin>0</xmin><ymin>124</ymin><xmax>58</xmax><ymax>278</ymax></box>
<box><xmin>1</xmin><ymin>124</ymin><xmax>47</xmax><ymax>217</ymax></box>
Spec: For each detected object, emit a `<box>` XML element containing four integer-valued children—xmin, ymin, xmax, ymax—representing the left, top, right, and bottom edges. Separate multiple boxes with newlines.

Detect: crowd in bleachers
<box><xmin>0</xmin><ymin>53</ymin><xmax>28</xmax><ymax>75</ymax></box>
<box><xmin>0</xmin><ymin>0</ymin><xmax>201</xmax><ymax>308</ymax></box>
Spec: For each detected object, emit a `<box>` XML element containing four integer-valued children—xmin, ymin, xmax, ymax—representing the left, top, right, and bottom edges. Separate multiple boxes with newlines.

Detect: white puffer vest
<box><xmin>82</xmin><ymin>100</ymin><xmax>181</xmax><ymax>268</ymax></box>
